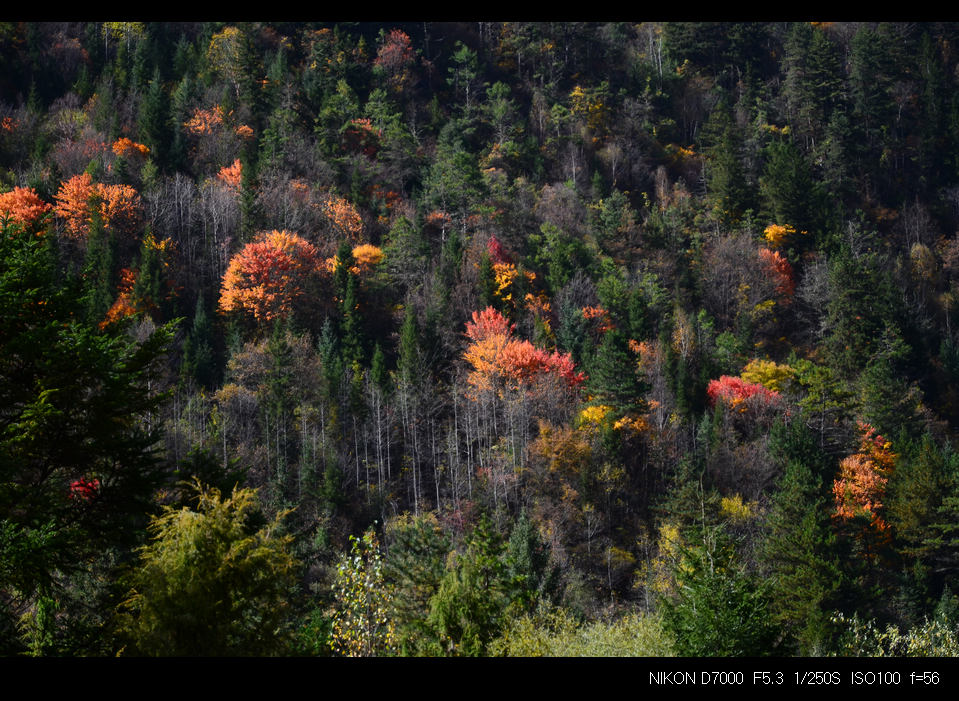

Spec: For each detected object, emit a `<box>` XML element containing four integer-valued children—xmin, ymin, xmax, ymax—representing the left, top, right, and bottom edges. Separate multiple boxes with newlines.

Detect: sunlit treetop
<box><xmin>0</xmin><ymin>186</ymin><xmax>52</xmax><ymax>231</ymax></box>
<box><xmin>324</xmin><ymin>243</ymin><xmax>384</xmax><ymax>275</ymax></box>
<box><xmin>463</xmin><ymin>306</ymin><xmax>584</xmax><ymax>394</ymax></box>
<box><xmin>323</xmin><ymin>193</ymin><xmax>364</xmax><ymax>241</ymax></box>
<box><xmin>219</xmin><ymin>230</ymin><xmax>322</xmax><ymax>323</ymax></box>
<box><xmin>706</xmin><ymin>374</ymin><xmax>781</xmax><ymax>412</ymax></box>
<box><xmin>111</xmin><ymin>137</ymin><xmax>150</xmax><ymax>159</ymax></box>
<box><xmin>758</xmin><ymin>247</ymin><xmax>796</xmax><ymax>299</ymax></box>
<box><xmin>184</xmin><ymin>105</ymin><xmax>226</xmax><ymax>136</ymax></box>
<box><xmin>833</xmin><ymin>421</ymin><xmax>897</xmax><ymax>539</ymax></box>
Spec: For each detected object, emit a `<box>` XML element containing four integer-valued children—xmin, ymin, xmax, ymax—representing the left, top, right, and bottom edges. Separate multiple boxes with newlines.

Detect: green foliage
<box><xmin>117</xmin><ymin>480</ymin><xmax>297</xmax><ymax>656</ymax></box>
<box><xmin>0</xmin><ymin>224</ymin><xmax>174</xmax><ymax>651</ymax></box>
<box><xmin>761</xmin><ymin>419</ymin><xmax>843</xmax><ymax>654</ymax></box>
<box><xmin>831</xmin><ymin>611</ymin><xmax>959</xmax><ymax>657</ymax></box>
<box><xmin>660</xmin><ymin>529</ymin><xmax>780</xmax><ymax>657</ymax></box>
<box><xmin>506</xmin><ymin>511</ymin><xmax>562</xmax><ymax>611</ymax></box>
<box><xmin>587</xmin><ymin>327</ymin><xmax>648</xmax><ymax>417</ymax></box>
<box><xmin>426</xmin><ymin>515</ymin><xmax>512</xmax><ymax>656</ymax></box>
<box><xmin>383</xmin><ymin>513</ymin><xmax>450</xmax><ymax>655</ymax></box>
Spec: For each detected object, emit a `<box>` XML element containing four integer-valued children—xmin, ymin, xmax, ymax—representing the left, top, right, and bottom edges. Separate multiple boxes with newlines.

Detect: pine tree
<box><xmin>117</xmin><ymin>481</ymin><xmax>297</xmax><ymax>656</ymax></box>
<box><xmin>588</xmin><ymin>327</ymin><xmax>647</xmax><ymax>417</ymax></box>
<box><xmin>761</xmin><ymin>419</ymin><xmax>843</xmax><ymax>654</ymax></box>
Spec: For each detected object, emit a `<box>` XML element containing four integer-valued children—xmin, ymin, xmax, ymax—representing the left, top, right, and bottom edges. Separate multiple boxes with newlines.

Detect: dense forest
<box><xmin>6</xmin><ymin>21</ymin><xmax>959</xmax><ymax>658</ymax></box>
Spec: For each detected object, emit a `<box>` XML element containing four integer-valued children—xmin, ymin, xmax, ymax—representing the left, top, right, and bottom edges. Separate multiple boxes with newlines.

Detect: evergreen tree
<box><xmin>117</xmin><ymin>481</ymin><xmax>297</xmax><ymax>656</ymax></box>
<box><xmin>182</xmin><ymin>296</ymin><xmax>217</xmax><ymax>389</ymax></box>
<box><xmin>761</xmin><ymin>419</ymin><xmax>843</xmax><ymax>654</ymax></box>
<box><xmin>0</xmin><ymin>223</ymin><xmax>174</xmax><ymax>653</ymax></box>
<box><xmin>588</xmin><ymin>327</ymin><xmax>648</xmax><ymax>417</ymax></box>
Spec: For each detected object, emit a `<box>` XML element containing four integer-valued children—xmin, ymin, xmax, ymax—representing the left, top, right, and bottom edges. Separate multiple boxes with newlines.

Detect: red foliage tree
<box><xmin>465</xmin><ymin>305</ymin><xmax>515</xmax><ymax>342</ymax></box>
<box><xmin>486</xmin><ymin>234</ymin><xmax>511</xmax><ymax>265</ymax></box>
<box><xmin>463</xmin><ymin>306</ymin><xmax>584</xmax><ymax>392</ymax></box>
<box><xmin>758</xmin><ymin>247</ymin><xmax>796</xmax><ymax>299</ymax></box>
<box><xmin>706</xmin><ymin>374</ymin><xmax>781</xmax><ymax>411</ymax></box>
<box><xmin>374</xmin><ymin>29</ymin><xmax>416</xmax><ymax>92</ymax></box>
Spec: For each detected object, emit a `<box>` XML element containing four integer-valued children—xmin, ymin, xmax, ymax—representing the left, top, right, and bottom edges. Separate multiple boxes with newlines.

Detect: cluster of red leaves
<box><xmin>53</xmin><ymin>173</ymin><xmax>141</xmax><ymax>239</ymax></box>
<box><xmin>706</xmin><ymin>375</ymin><xmax>781</xmax><ymax>411</ymax></box>
<box><xmin>374</xmin><ymin>29</ymin><xmax>416</xmax><ymax>91</ymax></box>
<box><xmin>374</xmin><ymin>29</ymin><xmax>415</xmax><ymax>74</ymax></box>
<box><xmin>0</xmin><ymin>186</ymin><xmax>52</xmax><ymax>230</ymax></box>
<box><xmin>219</xmin><ymin>230</ymin><xmax>321</xmax><ymax>323</ymax></box>
<box><xmin>833</xmin><ymin>421</ymin><xmax>896</xmax><ymax>539</ymax></box>
<box><xmin>1</xmin><ymin>116</ymin><xmax>16</xmax><ymax>132</ymax></box>
<box><xmin>463</xmin><ymin>306</ymin><xmax>584</xmax><ymax>393</ymax></box>
<box><xmin>486</xmin><ymin>234</ymin><xmax>511</xmax><ymax>265</ymax></box>
<box><xmin>758</xmin><ymin>247</ymin><xmax>796</xmax><ymax>299</ymax></box>
<box><xmin>69</xmin><ymin>477</ymin><xmax>101</xmax><ymax>502</ymax></box>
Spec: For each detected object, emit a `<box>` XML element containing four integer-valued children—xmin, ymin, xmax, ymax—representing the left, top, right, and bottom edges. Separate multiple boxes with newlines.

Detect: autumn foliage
<box><xmin>219</xmin><ymin>230</ymin><xmax>321</xmax><ymax>323</ymax></box>
<box><xmin>184</xmin><ymin>105</ymin><xmax>225</xmax><ymax>136</ymax></box>
<box><xmin>0</xmin><ymin>186</ymin><xmax>51</xmax><ymax>230</ymax></box>
<box><xmin>53</xmin><ymin>173</ymin><xmax>141</xmax><ymax>239</ymax></box>
<box><xmin>833</xmin><ymin>421</ymin><xmax>896</xmax><ymax>539</ymax></box>
<box><xmin>325</xmin><ymin>243</ymin><xmax>385</xmax><ymax>274</ymax></box>
<box><xmin>217</xmin><ymin>159</ymin><xmax>243</xmax><ymax>191</ymax></box>
<box><xmin>759</xmin><ymin>247</ymin><xmax>796</xmax><ymax>299</ymax></box>
<box><xmin>706</xmin><ymin>375</ymin><xmax>781</xmax><ymax>411</ymax></box>
<box><xmin>69</xmin><ymin>477</ymin><xmax>101</xmax><ymax>502</ymax></box>
<box><xmin>463</xmin><ymin>306</ymin><xmax>584</xmax><ymax>393</ymax></box>
<box><xmin>324</xmin><ymin>194</ymin><xmax>364</xmax><ymax>241</ymax></box>
<box><xmin>112</xmin><ymin>137</ymin><xmax>150</xmax><ymax>159</ymax></box>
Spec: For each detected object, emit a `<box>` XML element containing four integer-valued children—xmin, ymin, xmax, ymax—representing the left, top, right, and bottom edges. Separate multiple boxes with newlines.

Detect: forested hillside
<box><xmin>5</xmin><ymin>21</ymin><xmax>959</xmax><ymax>657</ymax></box>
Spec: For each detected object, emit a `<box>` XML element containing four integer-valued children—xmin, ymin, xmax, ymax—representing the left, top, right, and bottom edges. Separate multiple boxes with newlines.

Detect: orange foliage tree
<box><xmin>463</xmin><ymin>306</ymin><xmax>584</xmax><ymax>394</ymax></box>
<box><xmin>758</xmin><ymin>247</ymin><xmax>796</xmax><ymax>299</ymax></box>
<box><xmin>53</xmin><ymin>173</ymin><xmax>142</xmax><ymax>239</ymax></box>
<box><xmin>323</xmin><ymin>193</ymin><xmax>364</xmax><ymax>241</ymax></box>
<box><xmin>112</xmin><ymin>137</ymin><xmax>150</xmax><ymax>159</ymax></box>
<box><xmin>833</xmin><ymin>421</ymin><xmax>896</xmax><ymax>547</ymax></box>
<box><xmin>217</xmin><ymin>159</ymin><xmax>243</xmax><ymax>191</ymax></box>
<box><xmin>0</xmin><ymin>186</ymin><xmax>52</xmax><ymax>231</ymax></box>
<box><xmin>219</xmin><ymin>230</ymin><xmax>321</xmax><ymax>323</ymax></box>
<box><xmin>184</xmin><ymin>105</ymin><xmax>225</xmax><ymax>136</ymax></box>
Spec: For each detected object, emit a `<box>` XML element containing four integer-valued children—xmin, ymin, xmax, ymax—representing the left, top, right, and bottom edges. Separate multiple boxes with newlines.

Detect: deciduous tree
<box><xmin>219</xmin><ymin>229</ymin><xmax>322</xmax><ymax>324</ymax></box>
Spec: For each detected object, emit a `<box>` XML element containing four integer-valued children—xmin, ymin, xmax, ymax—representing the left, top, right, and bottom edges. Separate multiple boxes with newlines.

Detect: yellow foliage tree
<box><xmin>739</xmin><ymin>358</ymin><xmax>794</xmax><ymax>392</ymax></box>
